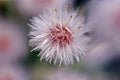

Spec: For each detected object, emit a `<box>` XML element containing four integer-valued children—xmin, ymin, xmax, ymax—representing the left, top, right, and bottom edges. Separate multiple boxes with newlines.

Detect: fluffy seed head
<box><xmin>29</xmin><ymin>6</ymin><xmax>89</xmax><ymax>66</ymax></box>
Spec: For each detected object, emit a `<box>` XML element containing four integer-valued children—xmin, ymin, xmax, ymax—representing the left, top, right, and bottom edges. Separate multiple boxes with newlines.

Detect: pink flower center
<box><xmin>49</xmin><ymin>24</ymin><xmax>73</xmax><ymax>48</ymax></box>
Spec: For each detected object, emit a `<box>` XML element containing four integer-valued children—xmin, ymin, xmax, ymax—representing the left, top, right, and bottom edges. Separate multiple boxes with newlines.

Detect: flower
<box><xmin>15</xmin><ymin>0</ymin><xmax>73</xmax><ymax>16</ymax></box>
<box><xmin>0</xmin><ymin>65</ymin><xmax>28</xmax><ymax>80</ymax></box>
<box><xmin>0</xmin><ymin>20</ymin><xmax>27</xmax><ymax>63</ymax></box>
<box><xmin>29</xmin><ymin>6</ymin><xmax>90</xmax><ymax>66</ymax></box>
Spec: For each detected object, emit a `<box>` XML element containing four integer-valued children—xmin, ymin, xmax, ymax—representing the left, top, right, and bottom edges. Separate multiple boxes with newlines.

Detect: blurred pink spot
<box><xmin>111</xmin><ymin>10</ymin><xmax>120</xmax><ymax>31</ymax></box>
<box><xmin>0</xmin><ymin>76</ymin><xmax>13</xmax><ymax>80</ymax></box>
<box><xmin>0</xmin><ymin>35</ymin><xmax>11</xmax><ymax>52</ymax></box>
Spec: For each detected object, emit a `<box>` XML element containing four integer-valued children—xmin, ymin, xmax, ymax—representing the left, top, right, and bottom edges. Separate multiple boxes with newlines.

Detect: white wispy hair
<box><xmin>29</xmin><ymin>6</ymin><xmax>90</xmax><ymax>66</ymax></box>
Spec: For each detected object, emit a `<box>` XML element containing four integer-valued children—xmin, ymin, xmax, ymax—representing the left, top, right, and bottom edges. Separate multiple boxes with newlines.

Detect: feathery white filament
<box><xmin>29</xmin><ymin>6</ymin><xmax>89</xmax><ymax>65</ymax></box>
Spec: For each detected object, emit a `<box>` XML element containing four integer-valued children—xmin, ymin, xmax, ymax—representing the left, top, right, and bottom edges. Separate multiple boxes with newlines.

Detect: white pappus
<box><xmin>29</xmin><ymin>6</ymin><xmax>90</xmax><ymax>66</ymax></box>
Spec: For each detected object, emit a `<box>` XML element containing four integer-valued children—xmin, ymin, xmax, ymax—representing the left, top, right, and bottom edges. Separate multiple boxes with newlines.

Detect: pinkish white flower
<box><xmin>29</xmin><ymin>6</ymin><xmax>90</xmax><ymax>66</ymax></box>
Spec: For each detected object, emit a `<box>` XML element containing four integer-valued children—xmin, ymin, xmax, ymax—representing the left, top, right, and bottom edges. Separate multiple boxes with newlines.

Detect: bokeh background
<box><xmin>0</xmin><ymin>0</ymin><xmax>120</xmax><ymax>80</ymax></box>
